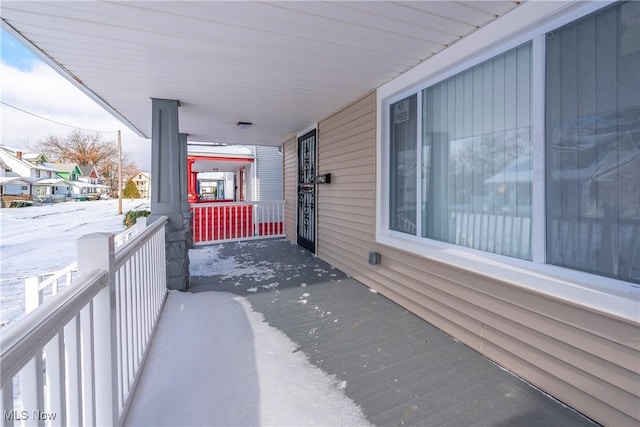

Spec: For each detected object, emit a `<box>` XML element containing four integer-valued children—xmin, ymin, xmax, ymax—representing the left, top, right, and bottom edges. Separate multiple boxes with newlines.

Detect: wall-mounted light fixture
<box><xmin>237</xmin><ymin>121</ymin><xmax>253</xmax><ymax>129</ymax></box>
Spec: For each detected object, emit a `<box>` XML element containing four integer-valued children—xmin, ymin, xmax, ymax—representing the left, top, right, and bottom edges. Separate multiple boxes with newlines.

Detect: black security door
<box><xmin>297</xmin><ymin>129</ymin><xmax>316</xmax><ymax>253</ymax></box>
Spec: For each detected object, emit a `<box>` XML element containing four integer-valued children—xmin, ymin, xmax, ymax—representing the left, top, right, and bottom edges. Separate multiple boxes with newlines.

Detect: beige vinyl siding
<box><xmin>283</xmin><ymin>136</ymin><xmax>296</xmax><ymax>243</ymax></box>
<box><xmin>307</xmin><ymin>90</ymin><xmax>639</xmax><ymax>426</ymax></box>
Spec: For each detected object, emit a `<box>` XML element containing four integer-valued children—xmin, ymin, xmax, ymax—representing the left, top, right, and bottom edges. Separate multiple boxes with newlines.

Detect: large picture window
<box><xmin>422</xmin><ymin>43</ymin><xmax>532</xmax><ymax>259</ymax></box>
<box><xmin>545</xmin><ymin>2</ymin><xmax>640</xmax><ymax>282</ymax></box>
<box><xmin>383</xmin><ymin>1</ymin><xmax>639</xmax><ymax>284</ymax></box>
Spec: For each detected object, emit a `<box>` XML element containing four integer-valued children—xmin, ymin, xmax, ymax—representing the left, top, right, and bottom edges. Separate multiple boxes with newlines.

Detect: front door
<box><xmin>297</xmin><ymin>129</ymin><xmax>316</xmax><ymax>253</ymax></box>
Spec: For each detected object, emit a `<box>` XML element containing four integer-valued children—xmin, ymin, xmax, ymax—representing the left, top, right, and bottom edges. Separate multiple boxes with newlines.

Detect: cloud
<box><xmin>1</xmin><ymin>61</ymin><xmax>151</xmax><ymax>170</ymax></box>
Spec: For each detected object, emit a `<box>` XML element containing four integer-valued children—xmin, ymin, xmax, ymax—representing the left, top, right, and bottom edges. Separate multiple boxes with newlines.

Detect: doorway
<box><xmin>297</xmin><ymin>129</ymin><xmax>316</xmax><ymax>253</ymax></box>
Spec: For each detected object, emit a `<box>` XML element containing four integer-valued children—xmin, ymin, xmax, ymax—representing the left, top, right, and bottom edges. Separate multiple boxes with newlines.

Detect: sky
<box><xmin>0</xmin><ymin>28</ymin><xmax>151</xmax><ymax>171</ymax></box>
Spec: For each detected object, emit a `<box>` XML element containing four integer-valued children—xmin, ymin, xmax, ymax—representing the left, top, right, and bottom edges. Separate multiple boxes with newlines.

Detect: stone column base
<box><xmin>151</xmin><ymin>213</ymin><xmax>191</xmax><ymax>291</ymax></box>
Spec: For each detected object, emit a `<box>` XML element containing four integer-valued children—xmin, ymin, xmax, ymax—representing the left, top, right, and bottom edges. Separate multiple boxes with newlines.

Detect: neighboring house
<box><xmin>53</xmin><ymin>162</ymin><xmax>82</xmax><ymax>182</ymax></box>
<box><xmin>0</xmin><ymin>146</ymin><xmax>61</xmax><ymax>199</ymax></box>
<box><xmin>251</xmin><ymin>146</ymin><xmax>283</xmax><ymax>202</ymax></box>
<box><xmin>188</xmin><ymin>145</ymin><xmax>282</xmax><ymax>202</ymax></box>
<box><xmin>78</xmin><ymin>164</ymin><xmax>99</xmax><ymax>184</ymax></box>
<box><xmin>187</xmin><ymin>145</ymin><xmax>253</xmax><ymax>203</ymax></box>
<box><xmin>133</xmin><ymin>171</ymin><xmax>151</xmax><ymax>199</ymax></box>
<box><xmin>78</xmin><ymin>164</ymin><xmax>110</xmax><ymax>197</ymax></box>
<box><xmin>0</xmin><ymin>146</ymin><xmax>59</xmax><ymax>182</ymax></box>
<box><xmin>0</xmin><ymin>157</ymin><xmax>32</xmax><ymax>204</ymax></box>
<box><xmin>21</xmin><ymin>152</ymin><xmax>49</xmax><ymax>166</ymax></box>
<box><xmin>53</xmin><ymin>162</ymin><xmax>100</xmax><ymax>200</ymax></box>
<box><xmin>0</xmin><ymin>157</ymin><xmax>9</xmax><ymax>178</ymax></box>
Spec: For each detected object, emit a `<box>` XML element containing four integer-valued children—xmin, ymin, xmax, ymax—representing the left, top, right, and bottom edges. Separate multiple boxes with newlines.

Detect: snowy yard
<box><xmin>0</xmin><ymin>199</ymin><xmax>148</xmax><ymax>326</ymax></box>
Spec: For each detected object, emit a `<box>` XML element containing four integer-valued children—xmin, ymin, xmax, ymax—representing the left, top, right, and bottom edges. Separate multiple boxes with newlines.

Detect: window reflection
<box><xmin>422</xmin><ymin>43</ymin><xmax>533</xmax><ymax>260</ymax></box>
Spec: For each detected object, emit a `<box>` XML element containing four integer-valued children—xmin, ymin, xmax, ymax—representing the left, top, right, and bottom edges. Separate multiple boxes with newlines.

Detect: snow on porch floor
<box><xmin>124</xmin><ymin>290</ymin><xmax>371</xmax><ymax>427</ymax></box>
<box><xmin>131</xmin><ymin>238</ymin><xmax>598</xmax><ymax>427</ymax></box>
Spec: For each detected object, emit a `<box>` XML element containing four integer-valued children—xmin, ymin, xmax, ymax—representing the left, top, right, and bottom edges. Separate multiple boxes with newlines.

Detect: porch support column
<box><xmin>179</xmin><ymin>133</ymin><xmax>191</xmax><ymax>214</ymax></box>
<box><xmin>149</xmin><ymin>98</ymin><xmax>190</xmax><ymax>291</ymax></box>
<box><xmin>179</xmin><ymin>133</ymin><xmax>193</xmax><ymax>248</ymax></box>
<box><xmin>187</xmin><ymin>158</ymin><xmax>198</xmax><ymax>203</ymax></box>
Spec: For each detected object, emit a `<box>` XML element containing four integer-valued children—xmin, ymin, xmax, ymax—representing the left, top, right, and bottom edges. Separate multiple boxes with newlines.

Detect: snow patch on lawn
<box><xmin>125</xmin><ymin>291</ymin><xmax>370</xmax><ymax>426</ymax></box>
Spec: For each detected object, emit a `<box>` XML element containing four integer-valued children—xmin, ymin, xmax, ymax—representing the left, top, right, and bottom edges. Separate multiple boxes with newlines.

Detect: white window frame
<box><xmin>376</xmin><ymin>0</ymin><xmax>638</xmax><ymax>317</ymax></box>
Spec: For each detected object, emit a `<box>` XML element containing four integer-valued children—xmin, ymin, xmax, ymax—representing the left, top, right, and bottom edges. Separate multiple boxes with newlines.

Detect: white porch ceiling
<box><xmin>192</xmin><ymin>159</ymin><xmax>253</xmax><ymax>173</ymax></box>
<box><xmin>1</xmin><ymin>1</ymin><xmax>522</xmax><ymax>147</ymax></box>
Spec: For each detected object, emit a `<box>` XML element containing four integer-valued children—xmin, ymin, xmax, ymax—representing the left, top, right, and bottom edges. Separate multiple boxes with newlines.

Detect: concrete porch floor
<box><xmin>189</xmin><ymin>238</ymin><xmax>597</xmax><ymax>427</ymax></box>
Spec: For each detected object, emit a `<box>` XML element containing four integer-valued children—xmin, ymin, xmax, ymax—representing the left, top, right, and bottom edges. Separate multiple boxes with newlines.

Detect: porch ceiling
<box><xmin>192</xmin><ymin>158</ymin><xmax>253</xmax><ymax>173</ymax></box>
<box><xmin>1</xmin><ymin>1</ymin><xmax>521</xmax><ymax>147</ymax></box>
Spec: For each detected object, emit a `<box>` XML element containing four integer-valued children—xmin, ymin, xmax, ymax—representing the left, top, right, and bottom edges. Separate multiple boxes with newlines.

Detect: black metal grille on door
<box><xmin>297</xmin><ymin>129</ymin><xmax>316</xmax><ymax>253</ymax></box>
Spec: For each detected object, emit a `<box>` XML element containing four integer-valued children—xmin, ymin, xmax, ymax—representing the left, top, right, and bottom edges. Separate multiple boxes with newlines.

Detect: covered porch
<box><xmin>125</xmin><ymin>239</ymin><xmax>596</xmax><ymax>426</ymax></box>
<box><xmin>2</xmin><ymin>2</ymin><xmax>638</xmax><ymax>425</ymax></box>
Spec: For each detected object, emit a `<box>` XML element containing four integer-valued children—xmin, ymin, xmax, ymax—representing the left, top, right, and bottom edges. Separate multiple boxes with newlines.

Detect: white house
<box><xmin>133</xmin><ymin>171</ymin><xmax>151</xmax><ymax>199</ymax></box>
<box><xmin>0</xmin><ymin>146</ymin><xmax>63</xmax><ymax>199</ymax></box>
<box><xmin>0</xmin><ymin>156</ymin><xmax>33</xmax><ymax>205</ymax></box>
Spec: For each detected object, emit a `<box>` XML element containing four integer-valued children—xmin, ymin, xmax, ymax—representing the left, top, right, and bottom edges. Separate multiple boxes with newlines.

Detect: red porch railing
<box><xmin>190</xmin><ymin>201</ymin><xmax>285</xmax><ymax>245</ymax></box>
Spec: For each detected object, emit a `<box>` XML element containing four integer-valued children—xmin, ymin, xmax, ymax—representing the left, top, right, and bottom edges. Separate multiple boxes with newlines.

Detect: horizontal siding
<box><xmin>320</xmin><ymin>117</ymin><xmax>375</xmax><ymax>145</ymax></box>
<box><xmin>283</xmin><ymin>136</ymin><xmax>296</xmax><ymax>243</ymax></box>
<box><xmin>319</xmin><ymin>215</ymin><xmax>375</xmax><ymax>234</ymax></box>
<box><xmin>317</xmin><ymin>154</ymin><xmax>375</xmax><ymax>172</ymax></box>
<box><xmin>312</xmin><ymin>89</ymin><xmax>640</xmax><ymax>426</ymax></box>
<box><xmin>255</xmin><ymin>146</ymin><xmax>283</xmax><ymax>201</ymax></box>
<box><xmin>320</xmin><ymin>144</ymin><xmax>374</xmax><ymax>165</ymax></box>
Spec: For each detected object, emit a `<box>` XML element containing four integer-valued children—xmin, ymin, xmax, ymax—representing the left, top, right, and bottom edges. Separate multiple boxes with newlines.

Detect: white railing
<box><xmin>112</xmin><ymin>218</ymin><xmax>167</xmax><ymax>421</ymax></box>
<box><xmin>1</xmin><ymin>216</ymin><xmax>168</xmax><ymax>426</ymax></box>
<box><xmin>114</xmin><ymin>218</ymin><xmax>149</xmax><ymax>249</ymax></box>
<box><xmin>22</xmin><ymin>218</ymin><xmax>150</xmax><ymax>318</ymax></box>
<box><xmin>451</xmin><ymin>211</ymin><xmax>532</xmax><ymax>260</ymax></box>
<box><xmin>1</xmin><ymin>269</ymin><xmax>108</xmax><ymax>427</ymax></box>
<box><xmin>24</xmin><ymin>262</ymin><xmax>78</xmax><ymax>316</ymax></box>
<box><xmin>191</xmin><ymin>200</ymin><xmax>285</xmax><ymax>245</ymax></box>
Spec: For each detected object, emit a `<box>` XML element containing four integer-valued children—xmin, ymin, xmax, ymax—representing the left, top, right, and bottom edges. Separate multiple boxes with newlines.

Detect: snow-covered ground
<box><xmin>0</xmin><ymin>199</ymin><xmax>148</xmax><ymax>327</ymax></box>
<box><xmin>125</xmin><ymin>290</ymin><xmax>371</xmax><ymax>427</ymax></box>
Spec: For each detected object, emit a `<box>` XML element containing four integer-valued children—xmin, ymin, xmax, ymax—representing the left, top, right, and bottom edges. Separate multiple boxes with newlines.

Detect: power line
<box><xmin>1</xmin><ymin>100</ymin><xmax>118</xmax><ymax>134</ymax></box>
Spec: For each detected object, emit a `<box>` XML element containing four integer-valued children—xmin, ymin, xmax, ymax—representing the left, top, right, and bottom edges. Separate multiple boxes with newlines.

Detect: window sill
<box><xmin>376</xmin><ymin>232</ymin><xmax>640</xmax><ymax>324</ymax></box>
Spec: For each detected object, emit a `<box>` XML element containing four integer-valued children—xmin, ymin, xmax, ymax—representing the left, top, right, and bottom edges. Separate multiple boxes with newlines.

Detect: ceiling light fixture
<box><xmin>237</xmin><ymin>121</ymin><xmax>253</xmax><ymax>129</ymax></box>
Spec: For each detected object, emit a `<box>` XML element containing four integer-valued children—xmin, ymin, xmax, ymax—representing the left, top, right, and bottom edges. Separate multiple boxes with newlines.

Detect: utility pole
<box><xmin>118</xmin><ymin>130</ymin><xmax>122</xmax><ymax>215</ymax></box>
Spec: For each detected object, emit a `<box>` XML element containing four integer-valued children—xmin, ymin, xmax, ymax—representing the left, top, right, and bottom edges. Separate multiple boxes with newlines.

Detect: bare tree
<box><xmin>39</xmin><ymin>130</ymin><xmax>138</xmax><ymax>195</ymax></box>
